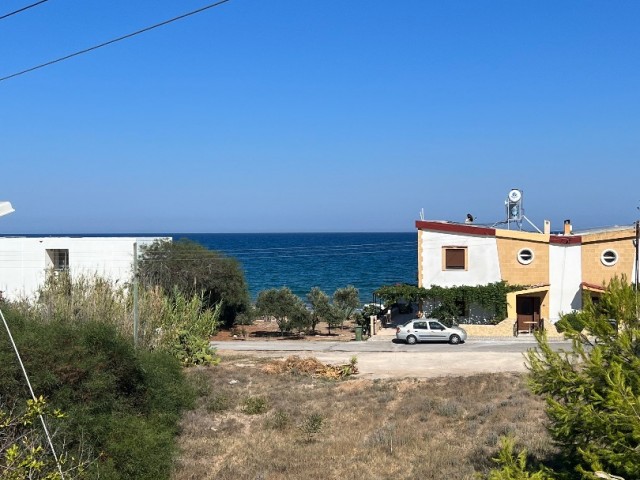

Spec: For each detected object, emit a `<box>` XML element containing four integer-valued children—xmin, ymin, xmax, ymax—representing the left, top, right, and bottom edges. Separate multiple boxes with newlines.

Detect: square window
<box><xmin>444</xmin><ymin>247</ymin><xmax>466</xmax><ymax>270</ymax></box>
<box><xmin>46</xmin><ymin>249</ymin><xmax>69</xmax><ymax>271</ymax></box>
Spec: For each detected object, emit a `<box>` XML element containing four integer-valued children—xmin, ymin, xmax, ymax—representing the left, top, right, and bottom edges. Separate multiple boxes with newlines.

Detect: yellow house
<box><xmin>416</xmin><ymin>219</ymin><xmax>638</xmax><ymax>330</ymax></box>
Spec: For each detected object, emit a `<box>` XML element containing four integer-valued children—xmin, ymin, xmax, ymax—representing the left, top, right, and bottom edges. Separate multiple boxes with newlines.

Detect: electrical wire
<box><xmin>0</xmin><ymin>0</ymin><xmax>232</xmax><ymax>82</ymax></box>
<box><xmin>0</xmin><ymin>0</ymin><xmax>48</xmax><ymax>21</ymax></box>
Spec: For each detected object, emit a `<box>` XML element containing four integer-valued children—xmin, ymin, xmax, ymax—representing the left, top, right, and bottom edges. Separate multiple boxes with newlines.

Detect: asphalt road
<box><xmin>211</xmin><ymin>338</ymin><xmax>572</xmax><ymax>379</ymax></box>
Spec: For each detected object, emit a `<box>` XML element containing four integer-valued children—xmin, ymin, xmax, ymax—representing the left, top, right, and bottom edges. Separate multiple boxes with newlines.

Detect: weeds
<box><xmin>300</xmin><ymin>413</ymin><xmax>324</xmax><ymax>442</ymax></box>
<box><xmin>266</xmin><ymin>410</ymin><xmax>290</xmax><ymax>431</ymax></box>
<box><xmin>243</xmin><ymin>396</ymin><xmax>268</xmax><ymax>415</ymax></box>
<box><xmin>207</xmin><ymin>394</ymin><xmax>232</xmax><ymax>413</ymax></box>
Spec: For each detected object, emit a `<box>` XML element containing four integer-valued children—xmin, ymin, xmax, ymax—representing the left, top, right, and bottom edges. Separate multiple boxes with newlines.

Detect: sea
<box><xmin>22</xmin><ymin>232</ymin><xmax>417</xmax><ymax>303</ymax></box>
<box><xmin>177</xmin><ymin>232</ymin><xmax>417</xmax><ymax>302</ymax></box>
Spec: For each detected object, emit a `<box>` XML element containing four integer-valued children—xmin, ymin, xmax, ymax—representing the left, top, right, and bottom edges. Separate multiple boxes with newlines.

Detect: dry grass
<box><xmin>173</xmin><ymin>356</ymin><xmax>556</xmax><ymax>480</ymax></box>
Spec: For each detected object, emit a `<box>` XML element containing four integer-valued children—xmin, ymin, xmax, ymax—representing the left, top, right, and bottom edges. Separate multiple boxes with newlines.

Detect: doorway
<box><xmin>516</xmin><ymin>296</ymin><xmax>541</xmax><ymax>333</ymax></box>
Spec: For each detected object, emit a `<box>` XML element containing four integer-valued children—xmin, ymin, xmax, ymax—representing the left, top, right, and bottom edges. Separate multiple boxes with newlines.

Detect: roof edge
<box><xmin>415</xmin><ymin>220</ymin><xmax>495</xmax><ymax>236</ymax></box>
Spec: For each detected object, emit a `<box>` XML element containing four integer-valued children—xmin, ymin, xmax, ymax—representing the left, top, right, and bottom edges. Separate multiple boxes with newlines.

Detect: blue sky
<box><xmin>1</xmin><ymin>0</ymin><xmax>639</xmax><ymax>233</ymax></box>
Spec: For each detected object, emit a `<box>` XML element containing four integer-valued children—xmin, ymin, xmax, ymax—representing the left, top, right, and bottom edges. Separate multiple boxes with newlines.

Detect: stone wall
<box><xmin>461</xmin><ymin>318</ymin><xmax>564</xmax><ymax>338</ymax></box>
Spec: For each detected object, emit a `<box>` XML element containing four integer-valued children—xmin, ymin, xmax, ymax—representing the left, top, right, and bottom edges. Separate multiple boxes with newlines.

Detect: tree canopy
<box><xmin>526</xmin><ymin>276</ymin><xmax>640</xmax><ymax>478</ymax></box>
<box><xmin>139</xmin><ymin>239</ymin><xmax>249</xmax><ymax>327</ymax></box>
<box><xmin>488</xmin><ymin>276</ymin><xmax>640</xmax><ymax>479</ymax></box>
<box><xmin>256</xmin><ymin>287</ymin><xmax>309</xmax><ymax>334</ymax></box>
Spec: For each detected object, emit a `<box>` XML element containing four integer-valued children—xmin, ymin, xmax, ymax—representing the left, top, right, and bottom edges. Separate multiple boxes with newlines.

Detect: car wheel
<box><xmin>406</xmin><ymin>335</ymin><xmax>417</xmax><ymax>345</ymax></box>
<box><xmin>449</xmin><ymin>334</ymin><xmax>461</xmax><ymax>345</ymax></box>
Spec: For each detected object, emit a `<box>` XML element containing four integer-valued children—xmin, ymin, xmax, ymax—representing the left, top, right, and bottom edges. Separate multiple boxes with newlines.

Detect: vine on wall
<box><xmin>374</xmin><ymin>282</ymin><xmax>525</xmax><ymax>325</ymax></box>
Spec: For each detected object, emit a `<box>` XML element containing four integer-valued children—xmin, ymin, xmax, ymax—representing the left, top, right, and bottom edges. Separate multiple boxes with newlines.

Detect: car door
<box><xmin>412</xmin><ymin>321</ymin><xmax>430</xmax><ymax>342</ymax></box>
<box><xmin>428</xmin><ymin>321</ymin><xmax>449</xmax><ymax>341</ymax></box>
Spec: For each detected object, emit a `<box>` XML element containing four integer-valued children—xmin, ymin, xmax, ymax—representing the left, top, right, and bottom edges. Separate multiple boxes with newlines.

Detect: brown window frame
<box><xmin>442</xmin><ymin>247</ymin><xmax>467</xmax><ymax>271</ymax></box>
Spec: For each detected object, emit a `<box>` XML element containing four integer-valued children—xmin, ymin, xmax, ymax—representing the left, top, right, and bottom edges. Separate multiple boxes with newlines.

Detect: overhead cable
<box><xmin>0</xmin><ymin>0</ymin><xmax>232</xmax><ymax>82</ymax></box>
<box><xmin>0</xmin><ymin>0</ymin><xmax>49</xmax><ymax>21</ymax></box>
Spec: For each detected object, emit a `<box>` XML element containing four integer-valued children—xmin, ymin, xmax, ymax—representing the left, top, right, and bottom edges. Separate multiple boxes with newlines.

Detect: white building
<box><xmin>0</xmin><ymin>236</ymin><xmax>168</xmax><ymax>301</ymax></box>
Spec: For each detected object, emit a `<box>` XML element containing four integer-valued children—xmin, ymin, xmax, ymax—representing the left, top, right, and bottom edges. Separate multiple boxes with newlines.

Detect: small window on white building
<box><xmin>443</xmin><ymin>247</ymin><xmax>467</xmax><ymax>270</ymax></box>
<box><xmin>517</xmin><ymin>248</ymin><xmax>534</xmax><ymax>265</ymax></box>
<box><xmin>600</xmin><ymin>249</ymin><xmax>618</xmax><ymax>266</ymax></box>
<box><xmin>46</xmin><ymin>249</ymin><xmax>69</xmax><ymax>271</ymax></box>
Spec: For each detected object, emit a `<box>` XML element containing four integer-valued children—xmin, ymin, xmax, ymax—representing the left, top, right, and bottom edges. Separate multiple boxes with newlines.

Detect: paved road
<box><xmin>211</xmin><ymin>338</ymin><xmax>572</xmax><ymax>379</ymax></box>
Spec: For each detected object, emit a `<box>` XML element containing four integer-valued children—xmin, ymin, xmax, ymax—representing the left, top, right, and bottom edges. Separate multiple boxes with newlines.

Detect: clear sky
<box><xmin>1</xmin><ymin>0</ymin><xmax>639</xmax><ymax>234</ymax></box>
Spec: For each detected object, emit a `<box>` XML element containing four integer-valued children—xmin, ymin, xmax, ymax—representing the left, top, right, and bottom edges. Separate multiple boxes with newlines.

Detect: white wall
<box><xmin>0</xmin><ymin>237</ymin><xmax>168</xmax><ymax>301</ymax></box>
<box><xmin>420</xmin><ymin>231</ymin><xmax>501</xmax><ymax>288</ymax></box>
<box><xmin>548</xmin><ymin>244</ymin><xmax>582</xmax><ymax>322</ymax></box>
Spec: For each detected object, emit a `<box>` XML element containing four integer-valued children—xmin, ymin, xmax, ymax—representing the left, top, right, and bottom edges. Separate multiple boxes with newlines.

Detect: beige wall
<box><xmin>506</xmin><ymin>289</ymin><xmax>550</xmax><ymax>320</ymax></box>
<box><xmin>496</xmin><ymin>237</ymin><xmax>549</xmax><ymax>286</ymax></box>
<box><xmin>581</xmin><ymin>228</ymin><xmax>636</xmax><ymax>286</ymax></box>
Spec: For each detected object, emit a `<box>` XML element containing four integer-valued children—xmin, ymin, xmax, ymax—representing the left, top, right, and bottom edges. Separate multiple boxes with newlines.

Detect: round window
<box><xmin>517</xmin><ymin>248</ymin><xmax>534</xmax><ymax>265</ymax></box>
<box><xmin>600</xmin><ymin>249</ymin><xmax>618</xmax><ymax>266</ymax></box>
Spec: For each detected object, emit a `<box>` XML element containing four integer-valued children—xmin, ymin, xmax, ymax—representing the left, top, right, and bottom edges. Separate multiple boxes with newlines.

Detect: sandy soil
<box><xmin>215</xmin><ymin>348</ymin><xmax>529</xmax><ymax>380</ymax></box>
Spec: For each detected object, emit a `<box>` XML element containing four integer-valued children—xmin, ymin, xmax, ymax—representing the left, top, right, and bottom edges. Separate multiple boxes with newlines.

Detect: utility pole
<box><xmin>635</xmin><ymin>219</ymin><xmax>639</xmax><ymax>320</ymax></box>
<box><xmin>133</xmin><ymin>242</ymin><xmax>139</xmax><ymax>348</ymax></box>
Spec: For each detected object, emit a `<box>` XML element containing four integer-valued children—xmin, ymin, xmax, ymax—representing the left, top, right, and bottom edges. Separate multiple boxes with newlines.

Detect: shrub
<box><xmin>0</xmin><ymin>309</ymin><xmax>193</xmax><ymax>480</ymax></box>
<box><xmin>138</xmin><ymin>238</ymin><xmax>250</xmax><ymax>327</ymax></box>
<box><xmin>267</xmin><ymin>410</ymin><xmax>290</xmax><ymax>430</ymax></box>
<box><xmin>0</xmin><ymin>396</ymin><xmax>93</xmax><ymax>479</ymax></box>
<box><xmin>12</xmin><ymin>273</ymin><xmax>221</xmax><ymax>367</ymax></box>
<box><xmin>243</xmin><ymin>396</ymin><xmax>268</xmax><ymax>415</ymax></box>
<box><xmin>300</xmin><ymin>413</ymin><xmax>324</xmax><ymax>442</ymax></box>
<box><xmin>207</xmin><ymin>394</ymin><xmax>232</xmax><ymax>414</ymax></box>
<box><xmin>242</xmin><ymin>396</ymin><xmax>269</xmax><ymax>415</ymax></box>
<box><xmin>486</xmin><ymin>437</ymin><xmax>553</xmax><ymax>479</ymax></box>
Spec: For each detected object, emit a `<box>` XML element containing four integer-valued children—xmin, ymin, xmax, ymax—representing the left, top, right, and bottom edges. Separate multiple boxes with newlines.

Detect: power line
<box><xmin>0</xmin><ymin>0</ymin><xmax>49</xmax><ymax>21</ymax></box>
<box><xmin>0</xmin><ymin>0</ymin><xmax>232</xmax><ymax>83</ymax></box>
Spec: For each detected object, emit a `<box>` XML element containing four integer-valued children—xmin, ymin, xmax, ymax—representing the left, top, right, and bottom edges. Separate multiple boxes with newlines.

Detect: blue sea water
<box><xmin>22</xmin><ymin>232</ymin><xmax>417</xmax><ymax>303</ymax></box>
<box><xmin>177</xmin><ymin>232</ymin><xmax>417</xmax><ymax>302</ymax></box>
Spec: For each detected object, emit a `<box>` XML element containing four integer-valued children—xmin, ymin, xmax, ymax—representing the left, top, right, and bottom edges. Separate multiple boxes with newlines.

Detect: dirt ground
<box><xmin>214</xmin><ymin>349</ymin><xmax>531</xmax><ymax>380</ymax></box>
<box><xmin>211</xmin><ymin>318</ymin><xmax>357</xmax><ymax>342</ymax></box>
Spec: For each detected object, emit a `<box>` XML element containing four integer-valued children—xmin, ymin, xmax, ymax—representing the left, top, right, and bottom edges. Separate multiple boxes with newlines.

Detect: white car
<box><xmin>396</xmin><ymin>319</ymin><xmax>467</xmax><ymax>345</ymax></box>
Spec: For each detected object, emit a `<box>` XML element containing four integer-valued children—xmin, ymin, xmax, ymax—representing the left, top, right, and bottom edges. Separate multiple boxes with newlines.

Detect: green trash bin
<box><xmin>355</xmin><ymin>325</ymin><xmax>363</xmax><ymax>341</ymax></box>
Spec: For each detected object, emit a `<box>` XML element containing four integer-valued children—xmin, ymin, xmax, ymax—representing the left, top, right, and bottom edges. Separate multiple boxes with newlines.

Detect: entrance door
<box><xmin>516</xmin><ymin>296</ymin><xmax>541</xmax><ymax>333</ymax></box>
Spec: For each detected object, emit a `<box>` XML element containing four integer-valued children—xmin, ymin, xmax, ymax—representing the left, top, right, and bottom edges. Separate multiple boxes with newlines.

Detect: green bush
<box><xmin>300</xmin><ymin>413</ymin><xmax>325</xmax><ymax>442</ymax></box>
<box><xmin>0</xmin><ymin>310</ymin><xmax>193</xmax><ymax>480</ymax></box>
<box><xmin>266</xmin><ymin>410</ymin><xmax>290</xmax><ymax>430</ymax></box>
<box><xmin>12</xmin><ymin>272</ymin><xmax>221</xmax><ymax>367</ymax></box>
<box><xmin>242</xmin><ymin>396</ymin><xmax>268</xmax><ymax>415</ymax></box>
<box><xmin>138</xmin><ymin>238</ymin><xmax>250</xmax><ymax>327</ymax></box>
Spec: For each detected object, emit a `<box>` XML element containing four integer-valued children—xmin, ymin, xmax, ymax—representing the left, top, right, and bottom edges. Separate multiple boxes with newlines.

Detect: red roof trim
<box><xmin>581</xmin><ymin>281</ymin><xmax>605</xmax><ymax>292</ymax></box>
<box><xmin>549</xmin><ymin>235</ymin><xmax>582</xmax><ymax>245</ymax></box>
<box><xmin>415</xmin><ymin>221</ymin><xmax>495</xmax><ymax>236</ymax></box>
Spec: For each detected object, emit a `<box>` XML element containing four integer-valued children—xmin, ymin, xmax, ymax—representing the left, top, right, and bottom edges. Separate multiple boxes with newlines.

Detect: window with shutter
<box><xmin>444</xmin><ymin>247</ymin><xmax>466</xmax><ymax>270</ymax></box>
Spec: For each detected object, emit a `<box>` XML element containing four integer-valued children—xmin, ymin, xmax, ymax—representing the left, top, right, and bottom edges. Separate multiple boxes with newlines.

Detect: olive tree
<box><xmin>138</xmin><ymin>239</ymin><xmax>249</xmax><ymax>327</ymax></box>
<box><xmin>332</xmin><ymin>285</ymin><xmax>360</xmax><ymax>331</ymax></box>
<box><xmin>256</xmin><ymin>287</ymin><xmax>309</xmax><ymax>335</ymax></box>
<box><xmin>307</xmin><ymin>287</ymin><xmax>330</xmax><ymax>334</ymax></box>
